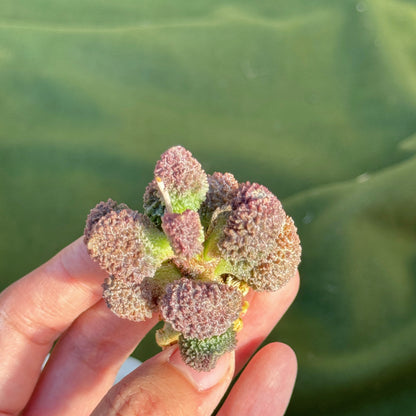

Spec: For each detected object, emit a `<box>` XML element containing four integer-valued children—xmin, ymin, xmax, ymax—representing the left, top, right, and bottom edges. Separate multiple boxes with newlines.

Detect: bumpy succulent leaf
<box><xmin>84</xmin><ymin>199</ymin><xmax>128</xmax><ymax>242</ymax></box>
<box><xmin>139</xmin><ymin>263</ymin><xmax>183</xmax><ymax>308</ymax></box>
<box><xmin>85</xmin><ymin>208</ymin><xmax>173</xmax><ymax>283</ymax></box>
<box><xmin>153</xmin><ymin>146</ymin><xmax>208</xmax><ymax>213</ymax></box>
<box><xmin>160</xmin><ymin>278</ymin><xmax>243</xmax><ymax>339</ymax></box>
<box><xmin>162</xmin><ymin>210</ymin><xmax>204</xmax><ymax>259</ymax></box>
<box><xmin>248</xmin><ymin>215</ymin><xmax>301</xmax><ymax>291</ymax></box>
<box><xmin>199</xmin><ymin>172</ymin><xmax>239</xmax><ymax>227</ymax></box>
<box><xmin>218</xmin><ymin>182</ymin><xmax>285</xmax><ymax>266</ymax></box>
<box><xmin>143</xmin><ymin>180</ymin><xmax>165</xmax><ymax>228</ymax></box>
<box><xmin>102</xmin><ymin>276</ymin><xmax>155</xmax><ymax>321</ymax></box>
<box><xmin>179</xmin><ymin>328</ymin><xmax>237</xmax><ymax>372</ymax></box>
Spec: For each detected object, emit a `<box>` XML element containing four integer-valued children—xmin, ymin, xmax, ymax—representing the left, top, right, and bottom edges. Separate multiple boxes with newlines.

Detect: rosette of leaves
<box><xmin>84</xmin><ymin>146</ymin><xmax>301</xmax><ymax>371</ymax></box>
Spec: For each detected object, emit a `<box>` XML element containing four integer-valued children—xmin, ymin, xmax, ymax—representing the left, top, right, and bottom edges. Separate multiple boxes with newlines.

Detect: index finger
<box><xmin>0</xmin><ymin>237</ymin><xmax>106</xmax><ymax>414</ymax></box>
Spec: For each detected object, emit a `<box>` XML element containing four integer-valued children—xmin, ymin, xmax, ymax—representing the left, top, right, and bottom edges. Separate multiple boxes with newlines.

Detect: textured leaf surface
<box><xmin>1</xmin><ymin>1</ymin><xmax>416</xmax><ymax>414</ymax></box>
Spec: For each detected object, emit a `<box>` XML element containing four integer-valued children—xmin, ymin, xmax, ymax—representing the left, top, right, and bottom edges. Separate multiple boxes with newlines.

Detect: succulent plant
<box><xmin>84</xmin><ymin>146</ymin><xmax>301</xmax><ymax>371</ymax></box>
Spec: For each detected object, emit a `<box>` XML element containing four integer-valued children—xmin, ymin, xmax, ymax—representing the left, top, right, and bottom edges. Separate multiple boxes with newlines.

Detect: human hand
<box><xmin>0</xmin><ymin>237</ymin><xmax>299</xmax><ymax>416</ymax></box>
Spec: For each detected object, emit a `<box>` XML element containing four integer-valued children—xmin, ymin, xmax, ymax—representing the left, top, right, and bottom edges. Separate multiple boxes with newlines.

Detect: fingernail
<box><xmin>169</xmin><ymin>347</ymin><xmax>233</xmax><ymax>391</ymax></box>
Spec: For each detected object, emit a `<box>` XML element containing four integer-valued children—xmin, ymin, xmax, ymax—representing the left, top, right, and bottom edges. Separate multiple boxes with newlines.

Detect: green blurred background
<box><xmin>1</xmin><ymin>0</ymin><xmax>415</xmax><ymax>414</ymax></box>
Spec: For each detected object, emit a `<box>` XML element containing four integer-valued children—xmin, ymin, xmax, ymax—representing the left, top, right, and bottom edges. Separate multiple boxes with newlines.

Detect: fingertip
<box><xmin>243</xmin><ymin>342</ymin><xmax>298</xmax><ymax>393</ymax></box>
<box><xmin>218</xmin><ymin>342</ymin><xmax>297</xmax><ymax>416</ymax></box>
<box><xmin>259</xmin><ymin>342</ymin><xmax>298</xmax><ymax>378</ymax></box>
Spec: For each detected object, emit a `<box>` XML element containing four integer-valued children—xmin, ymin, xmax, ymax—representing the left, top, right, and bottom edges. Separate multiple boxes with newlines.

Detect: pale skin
<box><xmin>0</xmin><ymin>237</ymin><xmax>299</xmax><ymax>416</ymax></box>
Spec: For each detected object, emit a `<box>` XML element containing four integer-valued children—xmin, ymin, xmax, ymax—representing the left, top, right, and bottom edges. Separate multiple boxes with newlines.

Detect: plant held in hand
<box><xmin>84</xmin><ymin>146</ymin><xmax>301</xmax><ymax>371</ymax></box>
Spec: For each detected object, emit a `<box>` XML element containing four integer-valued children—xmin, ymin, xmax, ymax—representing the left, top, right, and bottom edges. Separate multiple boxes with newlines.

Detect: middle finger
<box><xmin>234</xmin><ymin>271</ymin><xmax>300</xmax><ymax>373</ymax></box>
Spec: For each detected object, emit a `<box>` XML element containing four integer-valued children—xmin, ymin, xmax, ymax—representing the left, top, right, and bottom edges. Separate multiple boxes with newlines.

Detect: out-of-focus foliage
<box><xmin>0</xmin><ymin>0</ymin><xmax>415</xmax><ymax>414</ymax></box>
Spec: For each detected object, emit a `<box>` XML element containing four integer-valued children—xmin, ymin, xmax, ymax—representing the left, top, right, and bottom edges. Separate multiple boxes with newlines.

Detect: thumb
<box><xmin>92</xmin><ymin>346</ymin><xmax>234</xmax><ymax>416</ymax></box>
